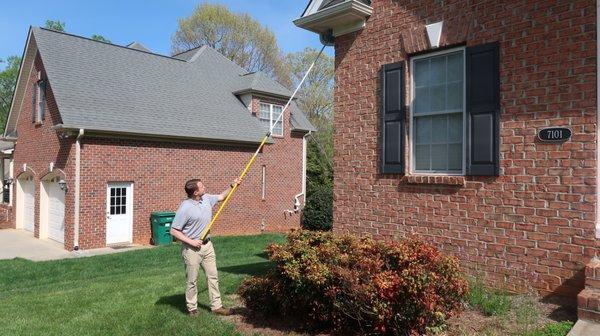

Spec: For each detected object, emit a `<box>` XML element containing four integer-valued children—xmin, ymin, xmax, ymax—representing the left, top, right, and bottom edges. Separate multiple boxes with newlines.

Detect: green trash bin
<box><xmin>151</xmin><ymin>211</ymin><xmax>175</xmax><ymax>246</ymax></box>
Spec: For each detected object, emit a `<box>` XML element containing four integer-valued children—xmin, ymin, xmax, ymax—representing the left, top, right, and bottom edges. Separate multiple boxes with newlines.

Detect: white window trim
<box><xmin>408</xmin><ymin>46</ymin><xmax>467</xmax><ymax>176</ymax></box>
<box><xmin>259</xmin><ymin>102</ymin><xmax>284</xmax><ymax>137</ymax></box>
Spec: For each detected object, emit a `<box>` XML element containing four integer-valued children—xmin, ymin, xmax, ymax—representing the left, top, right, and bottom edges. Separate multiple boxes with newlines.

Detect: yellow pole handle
<box><xmin>199</xmin><ymin>134</ymin><xmax>270</xmax><ymax>240</ymax></box>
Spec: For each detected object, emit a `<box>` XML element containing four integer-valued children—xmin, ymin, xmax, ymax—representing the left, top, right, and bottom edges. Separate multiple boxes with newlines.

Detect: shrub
<box><xmin>302</xmin><ymin>186</ymin><xmax>332</xmax><ymax>231</ymax></box>
<box><xmin>238</xmin><ymin>230</ymin><xmax>468</xmax><ymax>335</ymax></box>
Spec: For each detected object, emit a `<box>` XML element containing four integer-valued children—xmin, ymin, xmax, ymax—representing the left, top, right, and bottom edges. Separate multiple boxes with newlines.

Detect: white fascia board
<box><xmin>294</xmin><ymin>0</ymin><xmax>372</xmax><ymax>35</ymax></box>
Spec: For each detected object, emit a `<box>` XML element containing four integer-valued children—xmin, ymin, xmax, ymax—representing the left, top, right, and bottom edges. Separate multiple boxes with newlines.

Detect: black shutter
<box><xmin>466</xmin><ymin>42</ymin><xmax>500</xmax><ymax>176</ymax></box>
<box><xmin>39</xmin><ymin>81</ymin><xmax>46</xmax><ymax>120</ymax></box>
<box><xmin>381</xmin><ymin>61</ymin><xmax>405</xmax><ymax>174</ymax></box>
<box><xmin>31</xmin><ymin>82</ymin><xmax>37</xmax><ymax>123</ymax></box>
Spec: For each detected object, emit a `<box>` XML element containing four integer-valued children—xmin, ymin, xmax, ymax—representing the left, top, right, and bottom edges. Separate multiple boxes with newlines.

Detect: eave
<box><xmin>293</xmin><ymin>0</ymin><xmax>372</xmax><ymax>37</ymax></box>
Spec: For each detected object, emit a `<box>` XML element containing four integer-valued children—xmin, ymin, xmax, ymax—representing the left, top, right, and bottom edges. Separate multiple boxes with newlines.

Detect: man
<box><xmin>170</xmin><ymin>177</ymin><xmax>241</xmax><ymax>317</ymax></box>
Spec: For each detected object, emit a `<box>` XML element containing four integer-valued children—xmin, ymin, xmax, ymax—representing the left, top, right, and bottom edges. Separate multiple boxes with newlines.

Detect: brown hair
<box><xmin>185</xmin><ymin>179</ymin><xmax>202</xmax><ymax>197</ymax></box>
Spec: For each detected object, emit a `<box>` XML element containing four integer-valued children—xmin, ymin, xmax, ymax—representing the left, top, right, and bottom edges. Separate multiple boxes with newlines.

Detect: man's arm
<box><xmin>217</xmin><ymin>178</ymin><xmax>242</xmax><ymax>201</ymax></box>
<box><xmin>170</xmin><ymin>228</ymin><xmax>202</xmax><ymax>248</ymax></box>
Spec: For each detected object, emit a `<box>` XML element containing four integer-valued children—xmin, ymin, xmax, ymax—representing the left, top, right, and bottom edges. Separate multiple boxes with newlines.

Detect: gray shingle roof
<box><xmin>233</xmin><ymin>71</ymin><xmax>293</xmax><ymax>98</ymax></box>
<box><xmin>126</xmin><ymin>42</ymin><xmax>152</xmax><ymax>53</ymax></box>
<box><xmin>25</xmin><ymin>28</ymin><xmax>314</xmax><ymax>144</ymax></box>
<box><xmin>290</xmin><ymin>103</ymin><xmax>317</xmax><ymax>132</ymax></box>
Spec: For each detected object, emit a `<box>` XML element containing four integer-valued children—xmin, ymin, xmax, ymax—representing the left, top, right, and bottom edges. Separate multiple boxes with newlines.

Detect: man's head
<box><xmin>185</xmin><ymin>179</ymin><xmax>205</xmax><ymax>199</ymax></box>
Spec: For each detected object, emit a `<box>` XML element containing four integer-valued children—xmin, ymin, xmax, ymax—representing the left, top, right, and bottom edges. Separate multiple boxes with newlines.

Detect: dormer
<box><xmin>293</xmin><ymin>0</ymin><xmax>372</xmax><ymax>43</ymax></box>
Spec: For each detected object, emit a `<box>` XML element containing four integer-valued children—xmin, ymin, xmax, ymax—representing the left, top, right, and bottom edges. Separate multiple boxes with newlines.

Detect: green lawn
<box><xmin>0</xmin><ymin>234</ymin><xmax>285</xmax><ymax>336</ymax></box>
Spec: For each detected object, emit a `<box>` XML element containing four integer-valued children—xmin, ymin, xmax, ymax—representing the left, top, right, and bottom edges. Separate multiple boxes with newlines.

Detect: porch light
<box><xmin>58</xmin><ymin>179</ymin><xmax>68</xmax><ymax>192</ymax></box>
<box><xmin>4</xmin><ymin>178</ymin><xmax>13</xmax><ymax>185</ymax></box>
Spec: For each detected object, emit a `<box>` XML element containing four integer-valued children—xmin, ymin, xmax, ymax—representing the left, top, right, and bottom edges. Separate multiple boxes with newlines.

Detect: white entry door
<box><xmin>47</xmin><ymin>178</ymin><xmax>65</xmax><ymax>243</ymax></box>
<box><xmin>20</xmin><ymin>176</ymin><xmax>35</xmax><ymax>232</ymax></box>
<box><xmin>106</xmin><ymin>182</ymin><xmax>133</xmax><ymax>245</ymax></box>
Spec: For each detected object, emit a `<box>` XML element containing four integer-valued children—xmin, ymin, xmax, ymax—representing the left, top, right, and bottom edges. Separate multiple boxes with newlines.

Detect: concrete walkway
<box><xmin>0</xmin><ymin>229</ymin><xmax>150</xmax><ymax>262</ymax></box>
<box><xmin>568</xmin><ymin>319</ymin><xmax>600</xmax><ymax>336</ymax></box>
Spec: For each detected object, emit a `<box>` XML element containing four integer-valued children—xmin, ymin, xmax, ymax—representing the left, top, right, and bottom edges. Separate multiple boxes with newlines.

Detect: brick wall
<box><xmin>11</xmin><ymin>54</ymin><xmax>77</xmax><ymax>242</ymax></box>
<box><xmin>333</xmin><ymin>0</ymin><xmax>597</xmax><ymax>297</ymax></box>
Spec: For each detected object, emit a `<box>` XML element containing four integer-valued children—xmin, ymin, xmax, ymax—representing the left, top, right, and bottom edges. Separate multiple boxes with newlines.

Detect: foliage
<box><xmin>523</xmin><ymin>321</ymin><xmax>574</xmax><ymax>336</ymax></box>
<box><xmin>172</xmin><ymin>3</ymin><xmax>289</xmax><ymax>86</ymax></box>
<box><xmin>44</xmin><ymin>20</ymin><xmax>66</xmax><ymax>32</ymax></box>
<box><xmin>467</xmin><ymin>277</ymin><xmax>511</xmax><ymax>316</ymax></box>
<box><xmin>238</xmin><ymin>230</ymin><xmax>469</xmax><ymax>335</ymax></box>
<box><xmin>0</xmin><ymin>56</ymin><xmax>21</xmax><ymax>131</ymax></box>
<box><xmin>302</xmin><ymin>185</ymin><xmax>332</xmax><ymax>231</ymax></box>
<box><xmin>91</xmin><ymin>34</ymin><xmax>111</xmax><ymax>43</ymax></box>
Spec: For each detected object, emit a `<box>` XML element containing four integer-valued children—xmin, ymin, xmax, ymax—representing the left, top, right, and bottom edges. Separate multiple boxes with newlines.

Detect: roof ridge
<box><xmin>171</xmin><ymin>46</ymin><xmax>203</xmax><ymax>57</ymax></box>
<box><xmin>35</xmin><ymin>27</ymin><xmax>185</xmax><ymax>63</ymax></box>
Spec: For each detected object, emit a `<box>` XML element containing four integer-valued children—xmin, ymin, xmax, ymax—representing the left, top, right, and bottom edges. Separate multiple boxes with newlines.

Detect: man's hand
<box><xmin>188</xmin><ymin>239</ymin><xmax>203</xmax><ymax>248</ymax></box>
<box><xmin>231</xmin><ymin>177</ymin><xmax>242</xmax><ymax>188</ymax></box>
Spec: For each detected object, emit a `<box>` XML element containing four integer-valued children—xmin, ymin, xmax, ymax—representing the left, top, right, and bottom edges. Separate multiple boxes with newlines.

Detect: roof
<box><xmin>5</xmin><ymin>28</ymin><xmax>314</xmax><ymax>144</ymax></box>
<box><xmin>301</xmin><ymin>0</ymin><xmax>371</xmax><ymax>17</ymax></box>
<box><xmin>290</xmin><ymin>103</ymin><xmax>317</xmax><ymax>132</ymax></box>
<box><xmin>126</xmin><ymin>42</ymin><xmax>151</xmax><ymax>53</ymax></box>
<box><xmin>233</xmin><ymin>71</ymin><xmax>293</xmax><ymax>98</ymax></box>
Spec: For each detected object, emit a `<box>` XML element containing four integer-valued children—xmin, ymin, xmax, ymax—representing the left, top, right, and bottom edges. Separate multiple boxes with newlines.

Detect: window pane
<box><xmin>431</xmin><ymin>115</ymin><xmax>448</xmax><ymax>143</ymax></box>
<box><xmin>260</xmin><ymin>104</ymin><xmax>270</xmax><ymax>120</ymax></box>
<box><xmin>415</xmin><ymin>116</ymin><xmax>431</xmax><ymax>144</ymax></box>
<box><xmin>273</xmin><ymin>121</ymin><xmax>283</xmax><ymax>136</ymax></box>
<box><xmin>448</xmin><ymin>113</ymin><xmax>463</xmax><ymax>142</ymax></box>
<box><xmin>116</xmin><ymin>188</ymin><xmax>121</xmax><ymax>196</ymax></box>
<box><xmin>122</xmin><ymin>188</ymin><xmax>126</xmax><ymax>197</ymax></box>
<box><xmin>121</xmin><ymin>206</ymin><xmax>126</xmax><ymax>214</ymax></box>
<box><xmin>448</xmin><ymin>144</ymin><xmax>462</xmax><ymax>170</ymax></box>
<box><xmin>447</xmin><ymin>52</ymin><xmax>463</xmax><ymax>82</ymax></box>
<box><xmin>415</xmin><ymin>145</ymin><xmax>430</xmax><ymax>170</ymax></box>
<box><xmin>110</xmin><ymin>188</ymin><xmax>115</xmax><ymax>197</ymax></box>
<box><xmin>447</xmin><ymin>82</ymin><xmax>463</xmax><ymax>110</ymax></box>
<box><xmin>430</xmin><ymin>84</ymin><xmax>446</xmax><ymax>112</ymax></box>
<box><xmin>430</xmin><ymin>56</ymin><xmax>446</xmax><ymax>85</ymax></box>
<box><xmin>431</xmin><ymin>144</ymin><xmax>447</xmax><ymax>170</ymax></box>
<box><xmin>414</xmin><ymin>87</ymin><xmax>429</xmax><ymax>114</ymax></box>
<box><xmin>110</xmin><ymin>197</ymin><xmax>115</xmax><ymax>206</ymax></box>
<box><xmin>414</xmin><ymin>59</ymin><xmax>429</xmax><ymax>87</ymax></box>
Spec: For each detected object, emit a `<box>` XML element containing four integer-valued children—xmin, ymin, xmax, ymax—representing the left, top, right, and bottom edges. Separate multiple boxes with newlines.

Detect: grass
<box><xmin>0</xmin><ymin>234</ymin><xmax>285</xmax><ymax>336</ymax></box>
<box><xmin>462</xmin><ymin>277</ymin><xmax>574</xmax><ymax>336</ymax></box>
<box><xmin>467</xmin><ymin>278</ymin><xmax>511</xmax><ymax>317</ymax></box>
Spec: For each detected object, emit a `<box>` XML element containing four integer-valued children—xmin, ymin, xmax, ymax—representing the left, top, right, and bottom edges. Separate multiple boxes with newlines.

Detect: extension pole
<box><xmin>200</xmin><ymin>44</ymin><xmax>327</xmax><ymax>240</ymax></box>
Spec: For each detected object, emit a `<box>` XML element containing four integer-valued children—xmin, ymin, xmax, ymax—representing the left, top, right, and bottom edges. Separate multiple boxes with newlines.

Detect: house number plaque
<box><xmin>537</xmin><ymin>127</ymin><xmax>571</xmax><ymax>142</ymax></box>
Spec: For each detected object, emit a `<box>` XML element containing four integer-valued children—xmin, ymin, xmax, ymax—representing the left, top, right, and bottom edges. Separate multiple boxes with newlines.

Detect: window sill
<box><xmin>401</xmin><ymin>175</ymin><xmax>465</xmax><ymax>186</ymax></box>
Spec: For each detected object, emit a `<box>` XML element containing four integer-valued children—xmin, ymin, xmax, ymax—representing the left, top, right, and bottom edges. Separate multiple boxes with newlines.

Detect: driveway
<box><xmin>0</xmin><ymin>229</ymin><xmax>149</xmax><ymax>261</ymax></box>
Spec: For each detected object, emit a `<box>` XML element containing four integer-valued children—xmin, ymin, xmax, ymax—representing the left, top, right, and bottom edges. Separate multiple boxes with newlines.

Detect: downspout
<box><xmin>302</xmin><ymin>131</ymin><xmax>312</xmax><ymax>205</ymax></box>
<box><xmin>74</xmin><ymin>129</ymin><xmax>84</xmax><ymax>250</ymax></box>
<box><xmin>284</xmin><ymin>130</ymin><xmax>312</xmax><ymax>218</ymax></box>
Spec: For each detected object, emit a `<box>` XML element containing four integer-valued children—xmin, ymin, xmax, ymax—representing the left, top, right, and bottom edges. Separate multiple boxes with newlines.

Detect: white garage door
<box><xmin>21</xmin><ymin>177</ymin><xmax>35</xmax><ymax>232</ymax></box>
<box><xmin>47</xmin><ymin>179</ymin><xmax>65</xmax><ymax>243</ymax></box>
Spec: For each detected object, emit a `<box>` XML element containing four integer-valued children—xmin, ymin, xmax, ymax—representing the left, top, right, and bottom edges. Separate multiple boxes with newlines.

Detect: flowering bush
<box><xmin>238</xmin><ymin>230</ymin><xmax>469</xmax><ymax>335</ymax></box>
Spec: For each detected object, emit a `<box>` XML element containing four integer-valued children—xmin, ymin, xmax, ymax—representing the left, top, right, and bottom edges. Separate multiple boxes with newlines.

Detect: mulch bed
<box><xmin>223</xmin><ymin>294</ymin><xmax>577</xmax><ymax>336</ymax></box>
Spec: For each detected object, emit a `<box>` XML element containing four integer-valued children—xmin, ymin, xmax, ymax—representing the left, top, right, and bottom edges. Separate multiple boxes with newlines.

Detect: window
<box><xmin>109</xmin><ymin>187</ymin><xmax>127</xmax><ymax>215</ymax></box>
<box><xmin>259</xmin><ymin>103</ymin><xmax>284</xmax><ymax>136</ymax></box>
<box><xmin>411</xmin><ymin>49</ymin><xmax>464</xmax><ymax>174</ymax></box>
<box><xmin>381</xmin><ymin>42</ymin><xmax>499</xmax><ymax>177</ymax></box>
<box><xmin>32</xmin><ymin>80</ymin><xmax>46</xmax><ymax>123</ymax></box>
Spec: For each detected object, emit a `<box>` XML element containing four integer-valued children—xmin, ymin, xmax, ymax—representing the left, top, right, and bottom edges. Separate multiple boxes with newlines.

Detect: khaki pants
<box><xmin>181</xmin><ymin>241</ymin><xmax>222</xmax><ymax>311</ymax></box>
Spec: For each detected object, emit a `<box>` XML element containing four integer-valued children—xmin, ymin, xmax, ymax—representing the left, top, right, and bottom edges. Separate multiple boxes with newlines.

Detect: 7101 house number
<box><xmin>537</xmin><ymin>127</ymin><xmax>572</xmax><ymax>142</ymax></box>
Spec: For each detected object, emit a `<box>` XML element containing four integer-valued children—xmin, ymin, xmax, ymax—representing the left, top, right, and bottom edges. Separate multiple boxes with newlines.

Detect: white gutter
<box><xmin>74</xmin><ymin>129</ymin><xmax>84</xmax><ymax>250</ymax></box>
<box><xmin>597</xmin><ymin>0</ymin><xmax>599</xmax><ymax>239</ymax></box>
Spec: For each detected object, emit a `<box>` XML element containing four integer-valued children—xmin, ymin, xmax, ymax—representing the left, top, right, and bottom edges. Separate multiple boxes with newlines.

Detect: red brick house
<box><xmin>1</xmin><ymin>27</ymin><xmax>314</xmax><ymax>251</ymax></box>
<box><xmin>296</xmin><ymin>0</ymin><xmax>600</xmax><ymax>321</ymax></box>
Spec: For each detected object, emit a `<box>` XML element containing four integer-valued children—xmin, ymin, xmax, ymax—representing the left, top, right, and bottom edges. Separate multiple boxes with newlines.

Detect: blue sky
<box><xmin>0</xmin><ymin>0</ymin><xmax>328</xmax><ymax>70</ymax></box>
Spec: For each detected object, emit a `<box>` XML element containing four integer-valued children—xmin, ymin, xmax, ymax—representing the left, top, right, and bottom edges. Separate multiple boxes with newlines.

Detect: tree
<box><xmin>0</xmin><ymin>56</ymin><xmax>21</xmax><ymax>130</ymax></box>
<box><xmin>286</xmin><ymin>47</ymin><xmax>334</xmax><ymax>193</ymax></box>
<box><xmin>172</xmin><ymin>3</ymin><xmax>290</xmax><ymax>86</ymax></box>
<box><xmin>44</xmin><ymin>20</ymin><xmax>65</xmax><ymax>32</ymax></box>
<box><xmin>91</xmin><ymin>34</ymin><xmax>111</xmax><ymax>43</ymax></box>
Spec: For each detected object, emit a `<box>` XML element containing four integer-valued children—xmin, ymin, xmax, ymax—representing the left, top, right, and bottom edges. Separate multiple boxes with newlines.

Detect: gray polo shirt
<box><xmin>171</xmin><ymin>194</ymin><xmax>220</xmax><ymax>240</ymax></box>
